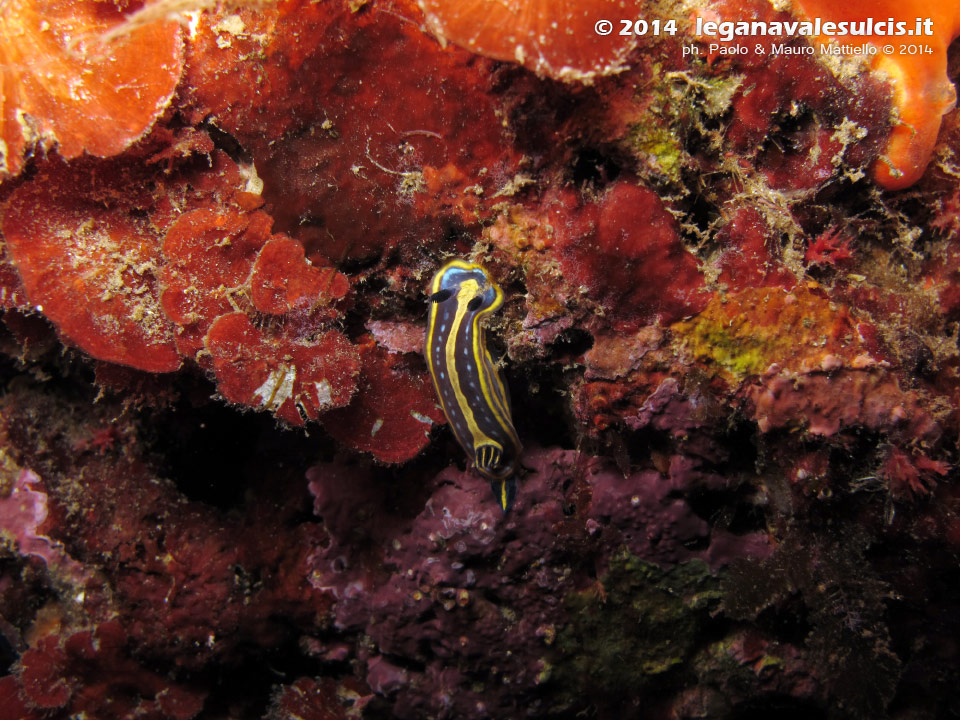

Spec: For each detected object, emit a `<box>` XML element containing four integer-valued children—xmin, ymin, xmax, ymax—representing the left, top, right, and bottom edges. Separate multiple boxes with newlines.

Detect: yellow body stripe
<box><xmin>472</xmin><ymin>312</ymin><xmax>518</xmax><ymax>447</ymax></box>
<box><xmin>443</xmin><ymin>278</ymin><xmax>496</xmax><ymax>449</ymax></box>
<box><xmin>425</xmin><ymin>259</ymin><xmax>522</xmax><ymax>509</ymax></box>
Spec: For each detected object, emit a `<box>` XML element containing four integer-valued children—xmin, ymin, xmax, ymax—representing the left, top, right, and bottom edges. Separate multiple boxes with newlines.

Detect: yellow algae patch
<box><xmin>673</xmin><ymin>286</ymin><xmax>876</xmax><ymax>379</ymax></box>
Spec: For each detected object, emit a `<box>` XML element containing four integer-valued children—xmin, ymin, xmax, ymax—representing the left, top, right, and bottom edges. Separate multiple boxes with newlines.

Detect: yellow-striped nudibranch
<box><xmin>426</xmin><ymin>260</ymin><xmax>522</xmax><ymax>512</ymax></box>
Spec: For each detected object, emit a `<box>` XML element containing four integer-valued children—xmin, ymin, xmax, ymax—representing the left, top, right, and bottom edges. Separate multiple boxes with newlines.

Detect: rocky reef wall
<box><xmin>0</xmin><ymin>0</ymin><xmax>958</xmax><ymax>718</ymax></box>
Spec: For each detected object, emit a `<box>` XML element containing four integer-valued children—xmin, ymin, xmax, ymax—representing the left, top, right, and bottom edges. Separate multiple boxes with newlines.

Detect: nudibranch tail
<box><xmin>425</xmin><ymin>259</ymin><xmax>522</xmax><ymax>512</ymax></box>
<box><xmin>491</xmin><ymin>476</ymin><xmax>517</xmax><ymax>514</ymax></box>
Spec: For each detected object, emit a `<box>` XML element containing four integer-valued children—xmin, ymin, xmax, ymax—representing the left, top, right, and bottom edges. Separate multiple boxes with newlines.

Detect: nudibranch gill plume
<box><xmin>426</xmin><ymin>260</ymin><xmax>522</xmax><ymax>511</ymax></box>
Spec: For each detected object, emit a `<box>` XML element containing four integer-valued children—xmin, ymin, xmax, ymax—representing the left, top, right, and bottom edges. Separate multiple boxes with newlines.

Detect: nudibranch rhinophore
<box><xmin>425</xmin><ymin>260</ymin><xmax>522</xmax><ymax>512</ymax></box>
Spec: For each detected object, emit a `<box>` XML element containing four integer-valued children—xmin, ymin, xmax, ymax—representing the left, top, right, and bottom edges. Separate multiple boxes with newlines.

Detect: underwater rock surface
<box><xmin>0</xmin><ymin>0</ymin><xmax>959</xmax><ymax>718</ymax></box>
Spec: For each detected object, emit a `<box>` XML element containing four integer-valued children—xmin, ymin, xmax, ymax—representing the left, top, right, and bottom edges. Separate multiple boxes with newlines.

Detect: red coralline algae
<box><xmin>18</xmin><ymin>635</ymin><xmax>72</xmax><ymax>709</ymax></box>
<box><xmin>366</xmin><ymin>320</ymin><xmax>426</xmax><ymax>355</ymax></box>
<box><xmin>418</xmin><ymin>0</ymin><xmax>641</xmax><ymax>82</ymax></box>
<box><xmin>714</xmin><ymin>208</ymin><xmax>795</xmax><ymax>292</ymax></box>
<box><xmin>270</xmin><ymin>677</ymin><xmax>368</xmax><ymax>720</ymax></box>
<box><xmin>703</xmin><ymin>0</ymin><xmax>891</xmax><ymax>182</ymax></box>
<box><xmin>586</xmin><ymin>462</ymin><xmax>714</xmax><ymax>566</ymax></box>
<box><xmin>555</xmin><ymin>182</ymin><xmax>708</xmax><ymax>331</ymax></box>
<box><xmin>747</xmin><ymin>369</ymin><xmax>940</xmax><ymax>442</ymax></box>
<box><xmin>182</xmin><ymin>0</ymin><xmax>522</xmax><ymax>263</ymax></box>
<box><xmin>205</xmin><ymin>312</ymin><xmax>360</xmax><ymax>427</ymax></box>
<box><xmin>0</xmin><ymin>469</ymin><xmax>52</xmax><ymax>561</ymax></box>
<box><xmin>0</xmin><ymin>468</ymin><xmax>88</xmax><ymax>587</ymax></box>
<box><xmin>0</xmin><ymin>676</ymin><xmax>40</xmax><ymax>720</ymax></box>
<box><xmin>1</xmin><ymin>159</ymin><xmax>181</xmax><ymax>372</ymax></box>
<box><xmin>0</xmin><ymin>0</ymin><xmax>183</xmax><ymax>179</ymax></box>
<box><xmin>721</xmin><ymin>44</ymin><xmax>837</xmax><ymax>154</ymax></box>
<box><xmin>160</xmin><ymin>207</ymin><xmax>273</xmax><ymax>362</ymax></box>
<box><xmin>0</xmin><ymin>142</ymin><xmax>255</xmax><ymax>373</ymax></box>
<box><xmin>249</xmin><ymin>236</ymin><xmax>349</xmax><ymax>316</ymax></box>
<box><xmin>305</xmin><ymin>445</ymin><xmax>769</xmax><ymax>717</ymax></box>
<box><xmin>0</xmin><ymin>389</ymin><xmax>333</xmax><ymax>704</ymax></box>
<box><xmin>15</xmin><ymin>621</ymin><xmax>208</xmax><ymax>719</ymax></box>
<box><xmin>323</xmin><ymin>342</ymin><xmax>445</xmax><ymax>464</ymax></box>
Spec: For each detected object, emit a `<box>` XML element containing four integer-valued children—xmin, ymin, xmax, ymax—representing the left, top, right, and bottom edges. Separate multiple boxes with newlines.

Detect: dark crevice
<box><xmin>569</xmin><ymin>145</ymin><xmax>625</xmax><ymax>190</ymax></box>
<box><xmin>144</xmin><ymin>387</ymin><xmax>330</xmax><ymax>510</ymax></box>
<box><xmin>729</xmin><ymin>695</ymin><xmax>827</xmax><ymax>720</ymax></box>
<box><xmin>198</xmin><ymin>119</ymin><xmax>254</xmax><ymax>166</ymax></box>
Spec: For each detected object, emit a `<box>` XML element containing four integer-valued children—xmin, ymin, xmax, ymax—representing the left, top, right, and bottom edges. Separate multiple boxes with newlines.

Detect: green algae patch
<box><xmin>672</xmin><ymin>286</ymin><xmax>875</xmax><ymax>379</ymax></box>
<box><xmin>546</xmin><ymin>550</ymin><xmax>721</xmax><ymax>712</ymax></box>
<box><xmin>625</xmin><ymin>63</ymin><xmax>744</xmax><ymax>186</ymax></box>
<box><xmin>627</xmin><ymin>118</ymin><xmax>685</xmax><ymax>183</ymax></box>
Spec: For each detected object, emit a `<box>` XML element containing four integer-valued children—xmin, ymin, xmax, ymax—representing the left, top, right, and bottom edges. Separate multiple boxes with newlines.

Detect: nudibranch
<box><xmin>426</xmin><ymin>260</ymin><xmax>522</xmax><ymax>511</ymax></box>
